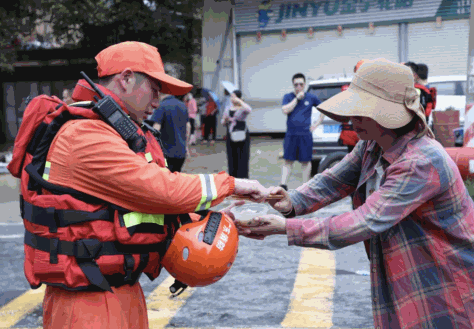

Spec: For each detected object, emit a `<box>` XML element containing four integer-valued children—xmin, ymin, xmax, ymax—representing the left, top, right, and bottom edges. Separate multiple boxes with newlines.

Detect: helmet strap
<box><xmin>169</xmin><ymin>279</ymin><xmax>188</xmax><ymax>297</ymax></box>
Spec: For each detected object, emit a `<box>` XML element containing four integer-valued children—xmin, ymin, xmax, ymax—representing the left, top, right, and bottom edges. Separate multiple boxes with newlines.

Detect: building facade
<box><xmin>203</xmin><ymin>0</ymin><xmax>471</xmax><ymax>133</ymax></box>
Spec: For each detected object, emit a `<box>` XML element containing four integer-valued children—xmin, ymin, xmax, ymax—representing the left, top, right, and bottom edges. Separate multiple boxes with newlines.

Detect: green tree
<box><xmin>0</xmin><ymin>1</ymin><xmax>44</xmax><ymax>72</ymax></box>
<box><xmin>1</xmin><ymin>0</ymin><xmax>203</xmax><ymax>82</ymax></box>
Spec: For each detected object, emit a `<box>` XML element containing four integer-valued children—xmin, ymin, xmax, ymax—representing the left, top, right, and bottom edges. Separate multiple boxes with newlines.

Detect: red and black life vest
<box><xmin>8</xmin><ymin>84</ymin><xmax>182</xmax><ymax>292</ymax></box>
<box><xmin>415</xmin><ymin>83</ymin><xmax>437</xmax><ymax>118</ymax></box>
<box><xmin>339</xmin><ymin>123</ymin><xmax>359</xmax><ymax>147</ymax></box>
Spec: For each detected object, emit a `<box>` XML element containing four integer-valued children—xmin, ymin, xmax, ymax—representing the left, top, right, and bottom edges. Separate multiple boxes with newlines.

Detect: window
<box><xmin>429</xmin><ymin>81</ymin><xmax>466</xmax><ymax>96</ymax></box>
<box><xmin>308</xmin><ymin>85</ymin><xmax>345</xmax><ymax>102</ymax></box>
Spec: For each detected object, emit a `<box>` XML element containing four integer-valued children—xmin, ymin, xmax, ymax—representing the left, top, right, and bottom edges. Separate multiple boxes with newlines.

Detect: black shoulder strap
<box><xmin>26</xmin><ymin>100</ymin><xmax>146</xmax><ymax>201</ymax></box>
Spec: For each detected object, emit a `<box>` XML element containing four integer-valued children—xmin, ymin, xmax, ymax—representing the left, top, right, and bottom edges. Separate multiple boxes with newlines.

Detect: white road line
<box><xmin>0</xmin><ymin>223</ymin><xmax>23</xmax><ymax>226</ymax></box>
<box><xmin>0</xmin><ymin>234</ymin><xmax>23</xmax><ymax>239</ymax></box>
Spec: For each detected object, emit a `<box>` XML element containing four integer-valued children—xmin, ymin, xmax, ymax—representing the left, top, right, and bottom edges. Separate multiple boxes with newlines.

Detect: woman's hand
<box><xmin>220</xmin><ymin>200</ymin><xmax>245</xmax><ymax>220</ymax></box>
<box><xmin>266</xmin><ymin>186</ymin><xmax>293</xmax><ymax>213</ymax></box>
<box><xmin>235</xmin><ymin>214</ymin><xmax>286</xmax><ymax>240</ymax></box>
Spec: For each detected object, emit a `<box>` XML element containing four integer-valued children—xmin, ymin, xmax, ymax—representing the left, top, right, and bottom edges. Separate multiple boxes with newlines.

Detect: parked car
<box><xmin>307</xmin><ymin>77</ymin><xmax>352</xmax><ymax>176</ymax></box>
<box><xmin>307</xmin><ymin>74</ymin><xmax>467</xmax><ymax>174</ymax></box>
<box><xmin>427</xmin><ymin>75</ymin><xmax>466</xmax><ymax>128</ymax></box>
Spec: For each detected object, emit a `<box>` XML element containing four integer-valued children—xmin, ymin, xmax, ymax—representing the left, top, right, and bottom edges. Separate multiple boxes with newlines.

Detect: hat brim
<box><xmin>150</xmin><ymin>71</ymin><xmax>193</xmax><ymax>96</ymax></box>
<box><xmin>316</xmin><ymin>87</ymin><xmax>414</xmax><ymax>129</ymax></box>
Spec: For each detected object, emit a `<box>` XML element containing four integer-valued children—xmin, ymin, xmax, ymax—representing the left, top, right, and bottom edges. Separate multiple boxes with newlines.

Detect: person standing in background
<box><xmin>221</xmin><ymin>90</ymin><xmax>252</xmax><ymax>178</ymax></box>
<box><xmin>62</xmin><ymin>88</ymin><xmax>73</xmax><ymax>105</ymax></box>
<box><xmin>204</xmin><ymin>95</ymin><xmax>218</xmax><ymax>146</ymax></box>
<box><xmin>150</xmin><ymin>93</ymin><xmax>191</xmax><ymax>172</ymax></box>
<box><xmin>279</xmin><ymin>73</ymin><xmax>322</xmax><ymax>191</ymax></box>
<box><xmin>404</xmin><ymin>62</ymin><xmax>436</xmax><ymax>122</ymax></box>
<box><xmin>197</xmin><ymin>95</ymin><xmax>207</xmax><ymax>143</ymax></box>
<box><xmin>184</xmin><ymin>92</ymin><xmax>198</xmax><ymax>145</ymax></box>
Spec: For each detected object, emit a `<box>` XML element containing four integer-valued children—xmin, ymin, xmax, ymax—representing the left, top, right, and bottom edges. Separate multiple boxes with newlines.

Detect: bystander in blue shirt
<box><xmin>150</xmin><ymin>95</ymin><xmax>189</xmax><ymax>172</ymax></box>
<box><xmin>282</xmin><ymin>92</ymin><xmax>321</xmax><ymax>133</ymax></box>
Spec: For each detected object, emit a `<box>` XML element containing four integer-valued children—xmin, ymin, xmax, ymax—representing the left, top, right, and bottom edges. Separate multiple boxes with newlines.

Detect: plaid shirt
<box><xmin>286</xmin><ymin>130</ymin><xmax>474</xmax><ymax>329</ymax></box>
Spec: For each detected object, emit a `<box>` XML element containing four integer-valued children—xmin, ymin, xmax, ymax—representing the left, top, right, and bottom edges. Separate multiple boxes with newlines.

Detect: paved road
<box><xmin>0</xmin><ymin>137</ymin><xmax>373</xmax><ymax>328</ymax></box>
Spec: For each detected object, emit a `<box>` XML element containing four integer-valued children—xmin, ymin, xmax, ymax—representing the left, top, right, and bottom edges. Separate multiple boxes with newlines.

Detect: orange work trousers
<box><xmin>43</xmin><ymin>282</ymin><xmax>148</xmax><ymax>329</ymax></box>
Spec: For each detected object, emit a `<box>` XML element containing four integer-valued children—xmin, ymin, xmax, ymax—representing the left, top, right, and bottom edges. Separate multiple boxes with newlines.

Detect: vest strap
<box><xmin>24</xmin><ymin>231</ymin><xmax>166</xmax><ymax>291</ymax></box>
<box><xmin>21</xmin><ymin>196</ymin><xmax>113</xmax><ymax>231</ymax></box>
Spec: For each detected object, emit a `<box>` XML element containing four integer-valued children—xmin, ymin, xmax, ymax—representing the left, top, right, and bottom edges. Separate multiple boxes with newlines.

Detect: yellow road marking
<box><xmin>281</xmin><ymin>248</ymin><xmax>336</xmax><ymax>328</ymax></box>
<box><xmin>0</xmin><ymin>285</ymin><xmax>45</xmax><ymax>328</ymax></box>
<box><xmin>147</xmin><ymin>275</ymin><xmax>197</xmax><ymax>328</ymax></box>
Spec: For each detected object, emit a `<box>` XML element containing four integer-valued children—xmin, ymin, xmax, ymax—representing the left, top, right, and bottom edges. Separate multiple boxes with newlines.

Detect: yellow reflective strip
<box><xmin>123</xmin><ymin>212</ymin><xmax>164</xmax><ymax>227</ymax></box>
<box><xmin>145</xmin><ymin>152</ymin><xmax>153</xmax><ymax>162</ymax></box>
<box><xmin>165</xmin><ymin>158</ymin><xmax>168</xmax><ymax>167</ymax></box>
<box><xmin>42</xmin><ymin>174</ymin><xmax>49</xmax><ymax>180</ymax></box>
<box><xmin>45</xmin><ymin>161</ymin><xmax>51</xmax><ymax>168</ymax></box>
<box><xmin>195</xmin><ymin>174</ymin><xmax>208</xmax><ymax>212</ymax></box>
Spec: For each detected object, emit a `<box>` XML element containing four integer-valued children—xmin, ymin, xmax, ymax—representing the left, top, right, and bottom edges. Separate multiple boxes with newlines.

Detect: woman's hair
<box><xmin>392</xmin><ymin>115</ymin><xmax>427</xmax><ymax>138</ymax></box>
<box><xmin>233</xmin><ymin>90</ymin><xmax>242</xmax><ymax>99</ymax></box>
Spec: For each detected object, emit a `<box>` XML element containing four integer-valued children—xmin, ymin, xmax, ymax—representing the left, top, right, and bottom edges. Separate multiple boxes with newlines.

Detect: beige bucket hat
<box><xmin>317</xmin><ymin>58</ymin><xmax>434</xmax><ymax>138</ymax></box>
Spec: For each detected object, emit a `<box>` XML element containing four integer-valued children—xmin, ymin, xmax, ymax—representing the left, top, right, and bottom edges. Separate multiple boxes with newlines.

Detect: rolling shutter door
<box><xmin>240</xmin><ymin>25</ymin><xmax>399</xmax><ymax>100</ymax></box>
<box><xmin>239</xmin><ymin>25</ymin><xmax>398</xmax><ymax>132</ymax></box>
<box><xmin>407</xmin><ymin>19</ymin><xmax>469</xmax><ymax>76</ymax></box>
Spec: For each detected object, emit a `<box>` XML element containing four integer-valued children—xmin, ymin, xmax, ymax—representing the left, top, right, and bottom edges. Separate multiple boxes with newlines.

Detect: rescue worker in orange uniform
<box><xmin>7</xmin><ymin>41</ymin><xmax>268</xmax><ymax>329</ymax></box>
<box><xmin>338</xmin><ymin>60</ymin><xmax>365</xmax><ymax>153</ymax></box>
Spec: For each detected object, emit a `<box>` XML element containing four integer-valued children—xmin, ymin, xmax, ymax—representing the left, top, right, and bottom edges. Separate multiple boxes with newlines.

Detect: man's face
<box><xmin>293</xmin><ymin>78</ymin><xmax>305</xmax><ymax>94</ymax></box>
<box><xmin>351</xmin><ymin>116</ymin><xmax>384</xmax><ymax>140</ymax></box>
<box><xmin>120</xmin><ymin>73</ymin><xmax>160</xmax><ymax>123</ymax></box>
<box><xmin>62</xmin><ymin>89</ymin><xmax>72</xmax><ymax>105</ymax></box>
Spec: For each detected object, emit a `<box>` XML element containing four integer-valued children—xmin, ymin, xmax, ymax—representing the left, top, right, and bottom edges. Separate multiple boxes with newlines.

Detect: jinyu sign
<box><xmin>234</xmin><ymin>0</ymin><xmax>471</xmax><ymax>33</ymax></box>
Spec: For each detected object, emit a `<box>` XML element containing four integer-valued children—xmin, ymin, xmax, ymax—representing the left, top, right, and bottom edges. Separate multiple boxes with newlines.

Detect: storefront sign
<box><xmin>273</xmin><ymin>0</ymin><xmax>413</xmax><ymax>25</ymax></box>
<box><xmin>235</xmin><ymin>0</ymin><xmax>470</xmax><ymax>33</ymax></box>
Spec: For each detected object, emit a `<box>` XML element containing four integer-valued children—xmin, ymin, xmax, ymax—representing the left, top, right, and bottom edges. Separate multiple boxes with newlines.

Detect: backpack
<box><xmin>415</xmin><ymin>83</ymin><xmax>437</xmax><ymax>118</ymax></box>
<box><xmin>8</xmin><ymin>95</ymin><xmax>103</xmax><ymax>179</ymax></box>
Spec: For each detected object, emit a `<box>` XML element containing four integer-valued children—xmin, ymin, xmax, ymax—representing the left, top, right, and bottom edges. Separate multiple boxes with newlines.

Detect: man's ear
<box><xmin>118</xmin><ymin>68</ymin><xmax>136</xmax><ymax>92</ymax></box>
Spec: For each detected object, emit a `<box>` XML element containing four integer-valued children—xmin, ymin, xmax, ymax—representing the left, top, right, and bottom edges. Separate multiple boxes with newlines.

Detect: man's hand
<box><xmin>235</xmin><ymin>214</ymin><xmax>286</xmax><ymax>240</ymax></box>
<box><xmin>266</xmin><ymin>186</ymin><xmax>293</xmax><ymax>213</ymax></box>
<box><xmin>233</xmin><ymin>178</ymin><xmax>269</xmax><ymax>203</ymax></box>
<box><xmin>296</xmin><ymin>91</ymin><xmax>305</xmax><ymax>100</ymax></box>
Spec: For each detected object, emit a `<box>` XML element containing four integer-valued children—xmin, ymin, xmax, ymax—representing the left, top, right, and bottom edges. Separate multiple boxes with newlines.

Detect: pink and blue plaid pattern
<box><xmin>286</xmin><ymin>130</ymin><xmax>474</xmax><ymax>329</ymax></box>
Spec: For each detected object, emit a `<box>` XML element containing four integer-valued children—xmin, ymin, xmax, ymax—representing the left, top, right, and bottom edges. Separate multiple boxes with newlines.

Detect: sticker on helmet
<box><xmin>216</xmin><ymin>223</ymin><xmax>231</xmax><ymax>251</ymax></box>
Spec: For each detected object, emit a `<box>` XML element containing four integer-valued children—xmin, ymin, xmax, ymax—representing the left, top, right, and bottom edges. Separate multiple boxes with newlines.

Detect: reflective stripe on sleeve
<box><xmin>42</xmin><ymin>161</ymin><xmax>51</xmax><ymax>181</ymax></box>
<box><xmin>145</xmin><ymin>152</ymin><xmax>153</xmax><ymax>162</ymax></box>
<box><xmin>195</xmin><ymin>174</ymin><xmax>218</xmax><ymax>211</ymax></box>
<box><xmin>123</xmin><ymin>212</ymin><xmax>164</xmax><ymax>227</ymax></box>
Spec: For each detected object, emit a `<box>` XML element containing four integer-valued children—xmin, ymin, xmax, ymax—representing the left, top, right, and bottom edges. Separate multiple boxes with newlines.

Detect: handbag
<box><xmin>230</xmin><ymin>121</ymin><xmax>247</xmax><ymax>142</ymax></box>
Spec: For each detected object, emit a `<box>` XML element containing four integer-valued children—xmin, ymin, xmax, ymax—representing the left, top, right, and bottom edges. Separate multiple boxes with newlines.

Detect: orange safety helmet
<box><xmin>162</xmin><ymin>211</ymin><xmax>239</xmax><ymax>289</ymax></box>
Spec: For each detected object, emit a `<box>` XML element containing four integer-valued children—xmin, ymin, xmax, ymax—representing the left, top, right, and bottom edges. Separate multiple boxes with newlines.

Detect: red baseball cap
<box><xmin>95</xmin><ymin>41</ymin><xmax>193</xmax><ymax>96</ymax></box>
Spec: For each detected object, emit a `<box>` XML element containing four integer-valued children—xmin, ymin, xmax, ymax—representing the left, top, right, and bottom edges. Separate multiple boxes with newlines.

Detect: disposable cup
<box><xmin>231</xmin><ymin>203</ymin><xmax>270</xmax><ymax>225</ymax></box>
